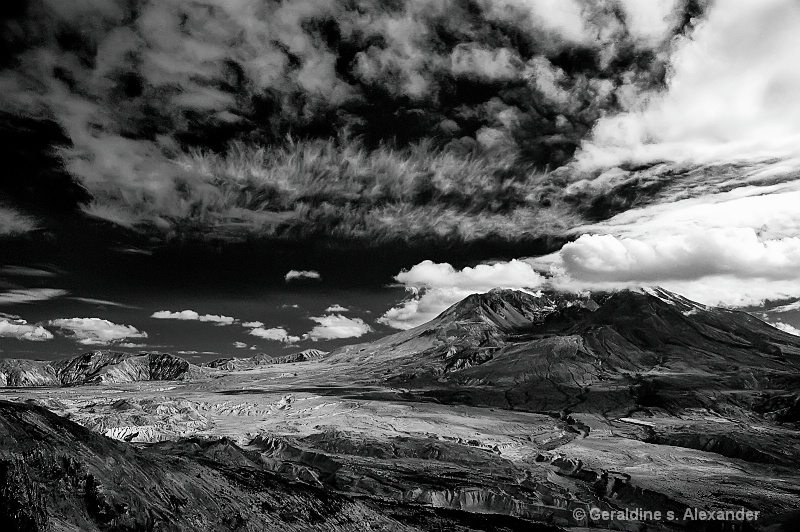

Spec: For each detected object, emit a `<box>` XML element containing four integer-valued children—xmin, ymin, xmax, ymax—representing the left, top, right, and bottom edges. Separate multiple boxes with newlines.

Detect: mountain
<box><xmin>0</xmin><ymin>351</ymin><xmax>208</xmax><ymax>387</ymax></box>
<box><xmin>328</xmin><ymin>287</ymin><xmax>800</xmax><ymax>415</ymax></box>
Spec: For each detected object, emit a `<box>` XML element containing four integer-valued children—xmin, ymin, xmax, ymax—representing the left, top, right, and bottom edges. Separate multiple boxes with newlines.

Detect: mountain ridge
<box><xmin>0</xmin><ymin>351</ymin><xmax>208</xmax><ymax>387</ymax></box>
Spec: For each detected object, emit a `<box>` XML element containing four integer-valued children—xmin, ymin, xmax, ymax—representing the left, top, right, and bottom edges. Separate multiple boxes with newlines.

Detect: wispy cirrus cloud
<box><xmin>0</xmin><ymin>288</ymin><xmax>68</xmax><ymax>305</ymax></box>
<box><xmin>0</xmin><ymin>266</ymin><xmax>57</xmax><ymax>277</ymax></box>
<box><xmin>70</xmin><ymin>296</ymin><xmax>136</xmax><ymax>308</ymax></box>
<box><xmin>767</xmin><ymin>300</ymin><xmax>800</xmax><ymax>314</ymax></box>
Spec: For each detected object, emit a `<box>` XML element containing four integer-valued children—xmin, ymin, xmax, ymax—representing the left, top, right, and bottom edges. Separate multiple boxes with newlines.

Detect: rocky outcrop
<box><xmin>0</xmin><ymin>351</ymin><xmax>209</xmax><ymax>387</ymax></box>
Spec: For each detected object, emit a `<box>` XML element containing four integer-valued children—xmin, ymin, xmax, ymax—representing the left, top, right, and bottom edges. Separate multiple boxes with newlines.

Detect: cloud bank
<box><xmin>0</xmin><ymin>0</ymin><xmax>702</xmax><ymax>234</ymax></box>
<box><xmin>383</xmin><ymin>219</ymin><xmax>800</xmax><ymax>328</ymax></box>
<box><xmin>577</xmin><ymin>0</ymin><xmax>800</xmax><ymax>169</ymax></box>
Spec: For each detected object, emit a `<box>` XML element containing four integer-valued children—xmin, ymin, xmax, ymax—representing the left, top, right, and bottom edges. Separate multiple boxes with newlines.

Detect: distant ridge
<box><xmin>205</xmin><ymin>349</ymin><xmax>328</xmax><ymax>370</ymax></box>
<box><xmin>0</xmin><ymin>351</ymin><xmax>208</xmax><ymax>387</ymax></box>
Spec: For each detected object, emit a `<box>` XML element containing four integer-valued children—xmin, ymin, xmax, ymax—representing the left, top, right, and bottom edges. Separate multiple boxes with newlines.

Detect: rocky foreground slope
<box><xmin>0</xmin><ymin>399</ymin><xmax>564</xmax><ymax>532</ymax></box>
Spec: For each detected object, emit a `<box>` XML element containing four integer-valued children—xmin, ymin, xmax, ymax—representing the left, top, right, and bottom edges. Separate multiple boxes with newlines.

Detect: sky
<box><xmin>2</xmin><ymin>0</ymin><xmax>800</xmax><ymax>359</ymax></box>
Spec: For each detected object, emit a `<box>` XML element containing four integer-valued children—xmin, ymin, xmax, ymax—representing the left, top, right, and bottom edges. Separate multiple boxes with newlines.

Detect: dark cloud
<box><xmin>0</xmin><ymin>0</ymin><xmax>706</xmax><ymax>236</ymax></box>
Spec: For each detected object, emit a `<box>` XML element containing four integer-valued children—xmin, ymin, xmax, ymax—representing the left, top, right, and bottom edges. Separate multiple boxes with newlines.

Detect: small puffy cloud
<box><xmin>198</xmin><ymin>314</ymin><xmax>236</xmax><ymax>325</ymax></box>
<box><xmin>151</xmin><ymin>310</ymin><xmax>235</xmax><ymax>325</ymax></box>
<box><xmin>0</xmin><ymin>319</ymin><xmax>54</xmax><ymax>341</ymax></box>
<box><xmin>48</xmin><ymin>318</ymin><xmax>147</xmax><ymax>345</ymax></box>
<box><xmin>0</xmin><ymin>288</ymin><xmax>68</xmax><ymax>305</ymax></box>
<box><xmin>285</xmin><ymin>270</ymin><xmax>321</xmax><ymax>282</ymax></box>
<box><xmin>152</xmin><ymin>310</ymin><xmax>200</xmax><ymax>320</ymax></box>
<box><xmin>304</xmin><ymin>315</ymin><xmax>372</xmax><ymax>341</ymax></box>
<box><xmin>325</xmin><ymin>304</ymin><xmax>349</xmax><ymax>312</ymax></box>
<box><xmin>241</xmin><ymin>321</ymin><xmax>264</xmax><ymax>328</ymax></box>
<box><xmin>232</xmin><ymin>341</ymin><xmax>248</xmax><ymax>348</ymax></box>
<box><xmin>249</xmin><ymin>327</ymin><xmax>300</xmax><ymax>343</ymax></box>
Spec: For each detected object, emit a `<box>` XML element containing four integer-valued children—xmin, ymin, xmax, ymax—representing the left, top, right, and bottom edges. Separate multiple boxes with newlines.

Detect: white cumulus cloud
<box><xmin>285</xmin><ymin>270</ymin><xmax>321</xmax><ymax>282</ymax></box>
<box><xmin>151</xmin><ymin>309</ymin><xmax>235</xmax><ymax>324</ymax></box>
<box><xmin>48</xmin><ymin>317</ymin><xmax>147</xmax><ymax>345</ymax></box>
<box><xmin>0</xmin><ymin>318</ymin><xmax>54</xmax><ymax>341</ymax></box>
<box><xmin>249</xmin><ymin>327</ymin><xmax>300</xmax><ymax>343</ymax></box>
<box><xmin>304</xmin><ymin>315</ymin><xmax>372</xmax><ymax>341</ymax></box>
<box><xmin>325</xmin><ymin>304</ymin><xmax>349</xmax><ymax>312</ymax></box>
